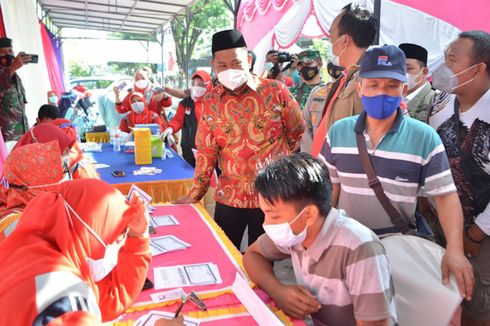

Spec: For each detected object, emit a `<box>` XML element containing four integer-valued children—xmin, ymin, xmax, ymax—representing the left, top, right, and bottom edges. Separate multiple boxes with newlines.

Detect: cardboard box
<box><xmin>134</xmin><ymin>128</ymin><xmax>152</xmax><ymax>165</ymax></box>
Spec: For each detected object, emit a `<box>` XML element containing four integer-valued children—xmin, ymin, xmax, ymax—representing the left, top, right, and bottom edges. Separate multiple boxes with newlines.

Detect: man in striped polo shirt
<box><xmin>322</xmin><ymin>45</ymin><xmax>474</xmax><ymax>301</ymax></box>
<box><xmin>244</xmin><ymin>153</ymin><xmax>397</xmax><ymax>325</ymax></box>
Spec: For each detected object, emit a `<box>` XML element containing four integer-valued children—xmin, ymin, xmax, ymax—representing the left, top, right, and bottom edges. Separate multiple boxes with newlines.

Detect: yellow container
<box><xmin>134</xmin><ymin>128</ymin><xmax>152</xmax><ymax>165</ymax></box>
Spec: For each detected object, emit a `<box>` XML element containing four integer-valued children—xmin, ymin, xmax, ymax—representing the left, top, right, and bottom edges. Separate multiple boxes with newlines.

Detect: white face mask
<box><xmin>131</xmin><ymin>101</ymin><xmax>145</xmax><ymax>114</ymax></box>
<box><xmin>134</xmin><ymin>79</ymin><xmax>149</xmax><ymax>90</ymax></box>
<box><xmin>64</xmin><ymin>200</ymin><xmax>126</xmax><ymax>282</ymax></box>
<box><xmin>406</xmin><ymin>70</ymin><xmax>423</xmax><ymax>91</ymax></box>
<box><xmin>217</xmin><ymin>69</ymin><xmax>248</xmax><ymax>91</ymax></box>
<box><xmin>191</xmin><ymin>86</ymin><xmax>207</xmax><ymax>100</ymax></box>
<box><xmin>264</xmin><ymin>62</ymin><xmax>274</xmax><ymax>72</ymax></box>
<box><xmin>263</xmin><ymin>207</ymin><xmax>307</xmax><ymax>248</ymax></box>
<box><xmin>431</xmin><ymin>63</ymin><xmax>477</xmax><ymax>94</ymax></box>
<box><xmin>328</xmin><ymin>35</ymin><xmax>346</xmax><ymax>67</ymax></box>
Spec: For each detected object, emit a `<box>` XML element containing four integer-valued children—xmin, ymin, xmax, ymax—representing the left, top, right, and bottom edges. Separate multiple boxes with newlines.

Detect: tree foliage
<box><xmin>171</xmin><ymin>0</ymin><xmax>231</xmax><ymax>87</ymax></box>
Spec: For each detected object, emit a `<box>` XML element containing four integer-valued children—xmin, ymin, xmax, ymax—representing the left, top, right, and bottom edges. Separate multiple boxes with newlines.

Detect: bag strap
<box><xmin>355</xmin><ymin>131</ymin><xmax>413</xmax><ymax>234</ymax></box>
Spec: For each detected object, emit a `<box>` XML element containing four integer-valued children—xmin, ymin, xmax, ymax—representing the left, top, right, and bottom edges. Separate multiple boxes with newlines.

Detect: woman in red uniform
<box><xmin>0</xmin><ymin>142</ymin><xmax>65</xmax><ymax>241</ymax></box>
<box><xmin>0</xmin><ymin>179</ymin><xmax>156</xmax><ymax>324</ymax></box>
<box><xmin>114</xmin><ymin>68</ymin><xmax>172</xmax><ymax>117</ymax></box>
<box><xmin>162</xmin><ymin>70</ymin><xmax>212</xmax><ymax>167</ymax></box>
<box><xmin>119</xmin><ymin>92</ymin><xmax>166</xmax><ymax>133</ymax></box>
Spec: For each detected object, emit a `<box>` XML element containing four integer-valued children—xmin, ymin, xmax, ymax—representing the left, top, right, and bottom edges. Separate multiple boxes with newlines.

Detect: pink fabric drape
<box><xmin>0</xmin><ymin>6</ymin><xmax>6</xmax><ymax>38</ymax></box>
<box><xmin>40</xmin><ymin>22</ymin><xmax>65</xmax><ymax>95</ymax></box>
<box><xmin>391</xmin><ymin>0</ymin><xmax>490</xmax><ymax>32</ymax></box>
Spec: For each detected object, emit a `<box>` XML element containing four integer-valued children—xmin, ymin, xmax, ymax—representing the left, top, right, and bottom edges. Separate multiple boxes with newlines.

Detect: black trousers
<box><xmin>214</xmin><ymin>202</ymin><xmax>265</xmax><ymax>250</ymax></box>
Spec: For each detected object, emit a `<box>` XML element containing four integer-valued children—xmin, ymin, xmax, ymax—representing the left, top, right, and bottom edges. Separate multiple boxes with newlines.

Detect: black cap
<box><xmin>212</xmin><ymin>29</ymin><xmax>247</xmax><ymax>54</ymax></box>
<box><xmin>0</xmin><ymin>37</ymin><xmax>12</xmax><ymax>48</ymax></box>
<box><xmin>399</xmin><ymin>43</ymin><xmax>428</xmax><ymax>66</ymax></box>
<box><xmin>359</xmin><ymin>45</ymin><xmax>407</xmax><ymax>82</ymax></box>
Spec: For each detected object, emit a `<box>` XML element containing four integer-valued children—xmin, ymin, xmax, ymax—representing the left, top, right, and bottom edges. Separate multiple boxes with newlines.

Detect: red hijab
<box><xmin>192</xmin><ymin>70</ymin><xmax>213</xmax><ymax>100</ymax></box>
<box><xmin>0</xmin><ymin>142</ymin><xmax>64</xmax><ymax>215</ymax></box>
<box><xmin>0</xmin><ymin>179</ymin><xmax>137</xmax><ymax>323</ymax></box>
<box><xmin>14</xmin><ymin>123</ymin><xmax>75</xmax><ymax>154</ymax></box>
<box><xmin>126</xmin><ymin>92</ymin><xmax>157</xmax><ymax>127</ymax></box>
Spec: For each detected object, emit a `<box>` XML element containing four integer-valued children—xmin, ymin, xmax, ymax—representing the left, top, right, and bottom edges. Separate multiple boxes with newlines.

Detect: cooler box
<box><xmin>135</xmin><ymin>124</ymin><xmax>160</xmax><ymax>135</ymax></box>
<box><xmin>133</xmin><ymin>128</ymin><xmax>152</xmax><ymax>165</ymax></box>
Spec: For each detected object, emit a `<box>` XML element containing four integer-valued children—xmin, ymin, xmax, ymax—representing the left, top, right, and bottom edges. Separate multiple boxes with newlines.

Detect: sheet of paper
<box><xmin>127</xmin><ymin>184</ymin><xmax>152</xmax><ymax>205</ymax></box>
<box><xmin>135</xmin><ymin>310</ymin><xmax>200</xmax><ymax>326</ymax></box>
<box><xmin>149</xmin><ymin>214</ymin><xmax>179</xmax><ymax>227</ymax></box>
<box><xmin>94</xmin><ymin>163</ymin><xmax>110</xmax><ymax>169</ymax></box>
<box><xmin>232</xmin><ymin>272</ymin><xmax>283</xmax><ymax>326</ymax></box>
<box><xmin>153</xmin><ymin>263</ymin><xmax>222</xmax><ymax>289</ymax></box>
<box><xmin>149</xmin><ymin>235</ymin><xmax>190</xmax><ymax>256</ymax></box>
<box><xmin>150</xmin><ymin>288</ymin><xmax>186</xmax><ymax>304</ymax></box>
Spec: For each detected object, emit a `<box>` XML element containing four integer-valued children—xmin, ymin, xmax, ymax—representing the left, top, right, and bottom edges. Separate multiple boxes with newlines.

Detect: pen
<box><xmin>174</xmin><ymin>295</ymin><xmax>187</xmax><ymax>317</ymax></box>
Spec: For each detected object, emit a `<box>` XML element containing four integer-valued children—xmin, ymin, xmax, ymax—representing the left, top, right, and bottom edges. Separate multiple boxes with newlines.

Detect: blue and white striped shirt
<box><xmin>322</xmin><ymin>109</ymin><xmax>456</xmax><ymax>231</ymax></box>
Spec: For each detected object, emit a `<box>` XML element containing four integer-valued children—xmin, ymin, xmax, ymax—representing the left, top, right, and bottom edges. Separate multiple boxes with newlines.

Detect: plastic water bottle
<box><xmin>113</xmin><ymin>131</ymin><xmax>121</xmax><ymax>152</ymax></box>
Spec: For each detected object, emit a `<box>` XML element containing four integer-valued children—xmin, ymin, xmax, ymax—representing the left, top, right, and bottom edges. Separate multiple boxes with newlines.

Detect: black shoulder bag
<box><xmin>356</xmin><ymin>131</ymin><xmax>434</xmax><ymax>241</ymax></box>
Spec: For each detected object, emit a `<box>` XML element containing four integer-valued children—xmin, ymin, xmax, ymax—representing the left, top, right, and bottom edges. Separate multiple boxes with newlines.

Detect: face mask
<box><xmin>431</xmin><ymin>63</ymin><xmax>477</xmax><ymax>94</ymax></box>
<box><xmin>263</xmin><ymin>207</ymin><xmax>307</xmax><ymax>247</ymax></box>
<box><xmin>361</xmin><ymin>94</ymin><xmax>402</xmax><ymax>120</ymax></box>
<box><xmin>327</xmin><ymin>62</ymin><xmax>345</xmax><ymax>79</ymax></box>
<box><xmin>328</xmin><ymin>35</ymin><xmax>346</xmax><ymax>66</ymax></box>
<box><xmin>63</xmin><ymin>200</ymin><xmax>126</xmax><ymax>282</ymax></box>
<box><xmin>292</xmin><ymin>69</ymin><xmax>302</xmax><ymax>86</ymax></box>
<box><xmin>48</xmin><ymin>96</ymin><xmax>58</xmax><ymax>104</ymax></box>
<box><xmin>264</xmin><ymin>62</ymin><xmax>274</xmax><ymax>72</ymax></box>
<box><xmin>191</xmin><ymin>86</ymin><xmax>207</xmax><ymax>100</ymax></box>
<box><xmin>131</xmin><ymin>101</ymin><xmax>145</xmax><ymax>114</ymax></box>
<box><xmin>406</xmin><ymin>71</ymin><xmax>423</xmax><ymax>90</ymax></box>
<box><xmin>134</xmin><ymin>79</ymin><xmax>149</xmax><ymax>90</ymax></box>
<box><xmin>300</xmin><ymin>66</ymin><xmax>319</xmax><ymax>81</ymax></box>
<box><xmin>0</xmin><ymin>54</ymin><xmax>14</xmax><ymax>67</ymax></box>
<box><xmin>217</xmin><ymin>69</ymin><xmax>248</xmax><ymax>91</ymax></box>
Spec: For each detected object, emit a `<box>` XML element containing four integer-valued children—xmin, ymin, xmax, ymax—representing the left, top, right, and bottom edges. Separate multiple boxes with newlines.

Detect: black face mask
<box><xmin>300</xmin><ymin>66</ymin><xmax>319</xmax><ymax>81</ymax></box>
<box><xmin>327</xmin><ymin>62</ymin><xmax>345</xmax><ymax>79</ymax></box>
<box><xmin>0</xmin><ymin>54</ymin><xmax>14</xmax><ymax>67</ymax></box>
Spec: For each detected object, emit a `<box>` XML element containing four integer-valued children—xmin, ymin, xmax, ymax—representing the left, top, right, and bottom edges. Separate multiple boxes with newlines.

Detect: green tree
<box><xmin>69</xmin><ymin>62</ymin><xmax>93</xmax><ymax>77</ymax></box>
<box><xmin>171</xmin><ymin>0</ymin><xmax>231</xmax><ymax>88</ymax></box>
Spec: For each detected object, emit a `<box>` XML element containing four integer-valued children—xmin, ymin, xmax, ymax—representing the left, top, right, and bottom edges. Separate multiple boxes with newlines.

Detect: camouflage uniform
<box><xmin>290</xmin><ymin>83</ymin><xmax>322</xmax><ymax>110</ymax></box>
<box><xmin>0</xmin><ymin>66</ymin><xmax>28</xmax><ymax>141</ymax></box>
<box><xmin>289</xmin><ymin>49</ymin><xmax>323</xmax><ymax>110</ymax></box>
<box><xmin>406</xmin><ymin>82</ymin><xmax>436</xmax><ymax>123</ymax></box>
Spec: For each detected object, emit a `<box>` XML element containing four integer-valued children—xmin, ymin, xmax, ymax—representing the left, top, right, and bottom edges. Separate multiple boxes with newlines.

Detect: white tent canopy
<box><xmin>39</xmin><ymin>0</ymin><xmax>196</xmax><ymax>35</ymax></box>
<box><xmin>0</xmin><ymin>0</ymin><xmax>195</xmax><ymax>126</ymax></box>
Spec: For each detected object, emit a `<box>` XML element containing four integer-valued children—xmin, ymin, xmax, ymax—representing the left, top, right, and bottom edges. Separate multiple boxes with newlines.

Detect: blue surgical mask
<box><xmin>361</xmin><ymin>94</ymin><xmax>402</xmax><ymax>120</ymax></box>
<box><xmin>48</xmin><ymin>96</ymin><xmax>58</xmax><ymax>104</ymax></box>
<box><xmin>131</xmin><ymin>101</ymin><xmax>145</xmax><ymax>114</ymax></box>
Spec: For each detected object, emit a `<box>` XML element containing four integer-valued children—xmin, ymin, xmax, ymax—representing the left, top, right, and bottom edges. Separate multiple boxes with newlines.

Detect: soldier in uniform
<box><xmin>289</xmin><ymin>50</ymin><xmax>324</xmax><ymax>110</ymax></box>
<box><xmin>0</xmin><ymin>37</ymin><xmax>29</xmax><ymax>141</ymax></box>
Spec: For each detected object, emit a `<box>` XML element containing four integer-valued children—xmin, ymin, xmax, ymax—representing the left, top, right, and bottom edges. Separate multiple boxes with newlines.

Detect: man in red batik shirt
<box><xmin>175</xmin><ymin>29</ymin><xmax>305</xmax><ymax>250</ymax></box>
